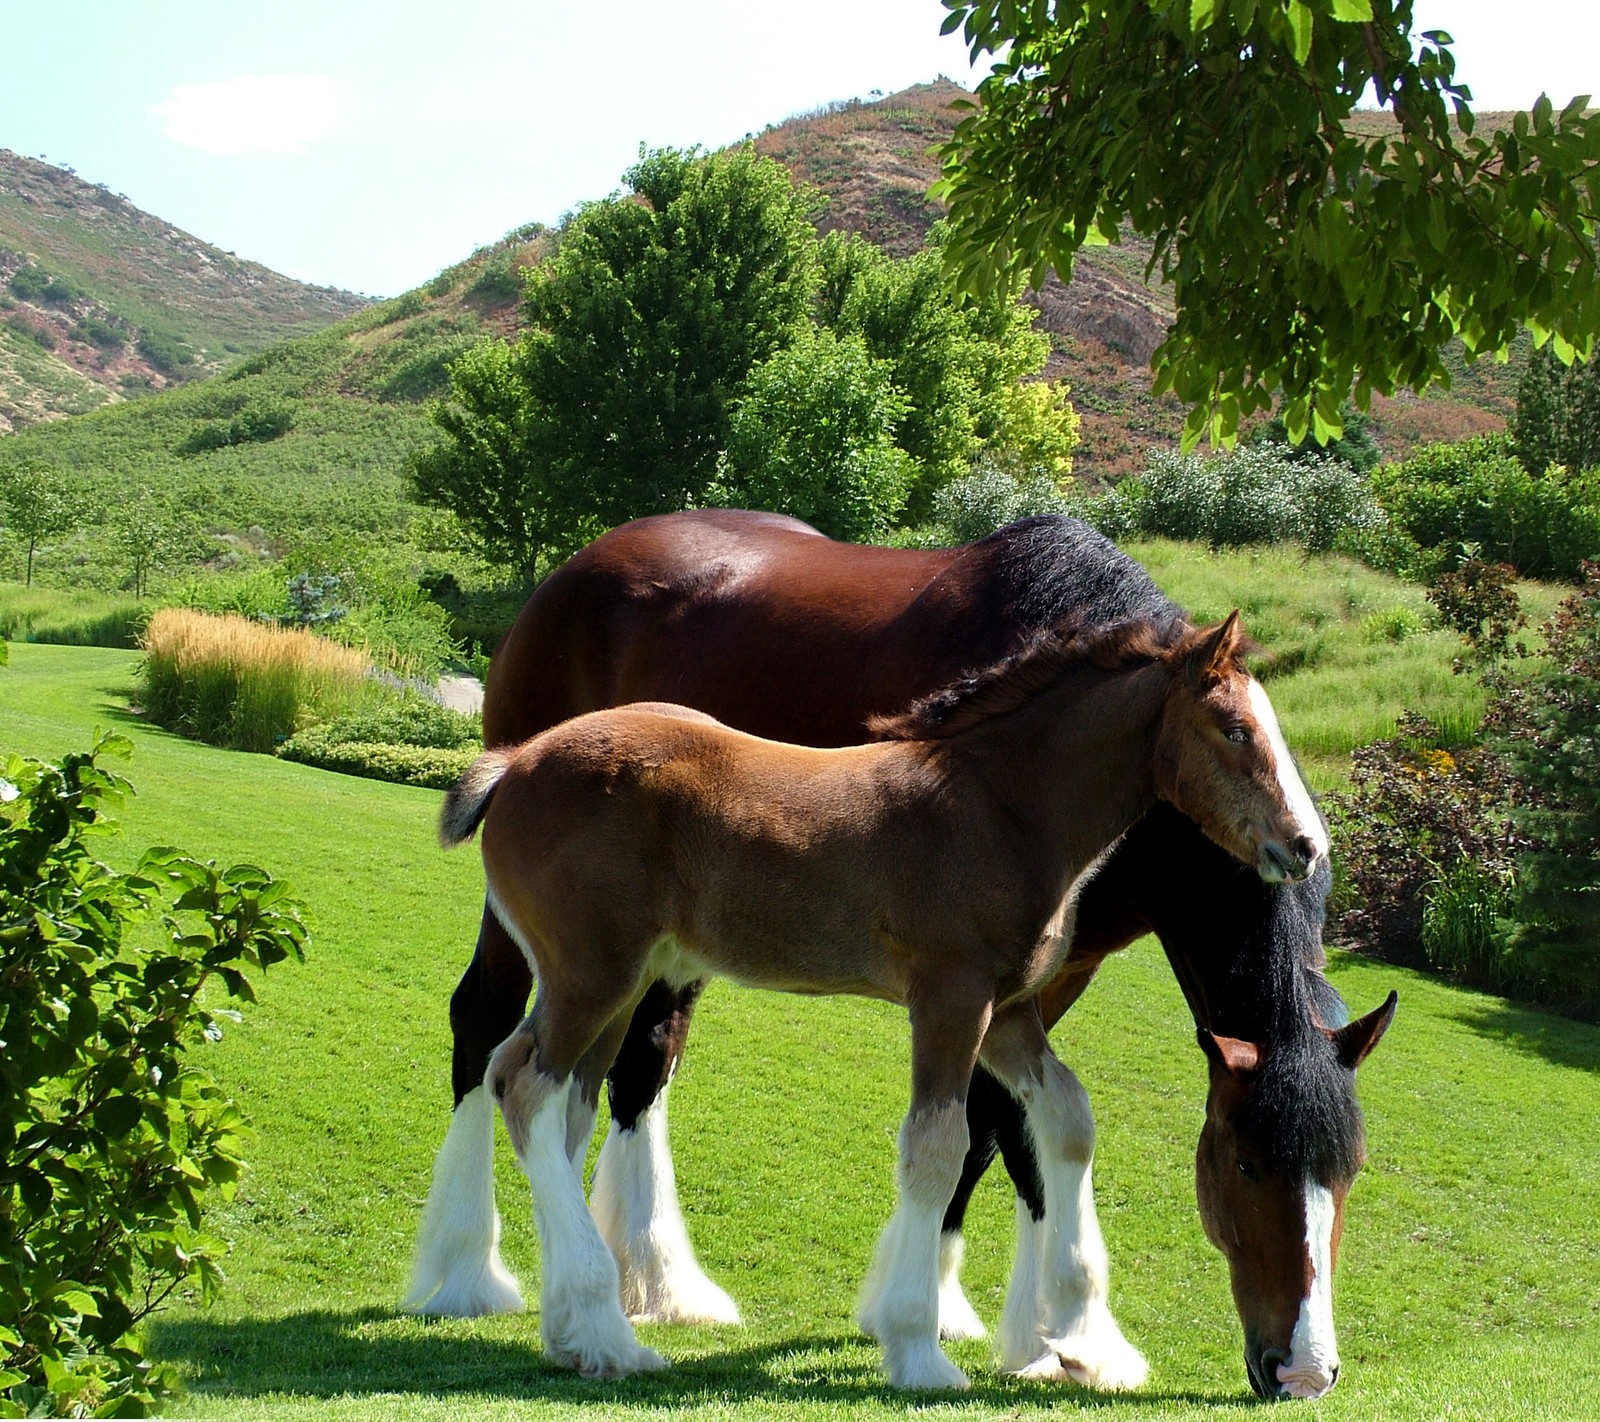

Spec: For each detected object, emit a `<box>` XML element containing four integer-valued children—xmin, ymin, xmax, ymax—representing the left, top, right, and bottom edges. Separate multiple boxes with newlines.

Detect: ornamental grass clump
<box><xmin>140</xmin><ymin>608</ymin><xmax>371</xmax><ymax>753</ymax></box>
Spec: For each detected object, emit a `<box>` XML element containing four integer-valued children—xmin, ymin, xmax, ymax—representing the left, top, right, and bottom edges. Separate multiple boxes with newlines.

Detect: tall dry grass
<box><xmin>140</xmin><ymin>608</ymin><xmax>373</xmax><ymax>753</ymax></box>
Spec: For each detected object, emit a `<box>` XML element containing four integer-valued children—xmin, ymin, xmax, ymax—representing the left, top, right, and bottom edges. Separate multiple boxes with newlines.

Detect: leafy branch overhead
<box><xmin>936</xmin><ymin>0</ymin><xmax>1600</xmax><ymax>447</ymax></box>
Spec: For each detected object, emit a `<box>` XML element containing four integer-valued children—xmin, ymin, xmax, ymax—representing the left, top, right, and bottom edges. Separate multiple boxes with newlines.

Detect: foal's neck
<box><xmin>958</xmin><ymin>655</ymin><xmax>1170</xmax><ymax>872</ymax></box>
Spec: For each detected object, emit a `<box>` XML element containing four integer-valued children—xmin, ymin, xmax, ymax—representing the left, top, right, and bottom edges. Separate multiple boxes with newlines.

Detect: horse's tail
<box><xmin>440</xmin><ymin>748</ymin><xmax>518</xmax><ymax>848</ymax></box>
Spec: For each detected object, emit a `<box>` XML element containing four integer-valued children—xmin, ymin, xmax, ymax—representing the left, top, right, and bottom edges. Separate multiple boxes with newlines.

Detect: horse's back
<box><xmin>483</xmin><ymin>510</ymin><xmax>978</xmax><ymax>751</ymax></box>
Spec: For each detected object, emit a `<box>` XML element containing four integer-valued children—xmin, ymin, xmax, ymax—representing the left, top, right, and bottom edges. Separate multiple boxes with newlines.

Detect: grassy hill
<box><xmin>0</xmin><ymin>149</ymin><xmax>368</xmax><ymax>430</ymax></box>
<box><xmin>5</xmin><ymin>641</ymin><xmax>1598</xmax><ymax>1420</ymax></box>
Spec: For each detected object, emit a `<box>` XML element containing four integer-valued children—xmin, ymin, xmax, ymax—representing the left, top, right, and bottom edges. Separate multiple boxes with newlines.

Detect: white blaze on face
<box><xmin>1245</xmin><ymin>678</ymin><xmax>1330</xmax><ymax>864</ymax></box>
<box><xmin>1279</xmin><ymin>1181</ymin><xmax>1340</xmax><ymax>1400</ymax></box>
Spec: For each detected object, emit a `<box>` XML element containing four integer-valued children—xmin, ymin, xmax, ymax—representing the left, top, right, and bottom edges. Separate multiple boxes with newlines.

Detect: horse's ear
<box><xmin>1185</xmin><ymin>610</ymin><xmax>1244</xmax><ymax>689</ymax></box>
<box><xmin>1327</xmin><ymin>990</ymin><xmax>1398</xmax><ymax>1071</ymax></box>
<box><xmin>1197</xmin><ymin>1026</ymin><xmax>1262</xmax><ymax>1077</ymax></box>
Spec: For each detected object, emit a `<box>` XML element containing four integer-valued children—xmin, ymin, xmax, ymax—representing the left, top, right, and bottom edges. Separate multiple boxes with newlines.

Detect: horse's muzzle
<box><xmin>1257</xmin><ymin>835</ymin><xmax>1320</xmax><ymax>884</ymax></box>
<box><xmin>1246</xmin><ymin>1345</ymin><xmax>1340</xmax><ymax>1402</ymax></box>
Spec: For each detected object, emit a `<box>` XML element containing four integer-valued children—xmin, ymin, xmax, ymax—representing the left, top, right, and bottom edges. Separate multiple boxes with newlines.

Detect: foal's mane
<box><xmin>869</xmin><ymin>615</ymin><xmax>1189</xmax><ymax>742</ymax></box>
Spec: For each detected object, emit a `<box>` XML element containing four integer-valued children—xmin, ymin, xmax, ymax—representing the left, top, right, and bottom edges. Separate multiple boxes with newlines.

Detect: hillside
<box><xmin>0</xmin><ymin>149</ymin><xmax>368</xmax><ymax>432</ymax></box>
<box><xmin>755</xmin><ymin>82</ymin><xmax>1522</xmax><ymax>477</ymax></box>
<box><xmin>0</xmin><ymin>84</ymin><xmax>1537</xmax><ymax>582</ymax></box>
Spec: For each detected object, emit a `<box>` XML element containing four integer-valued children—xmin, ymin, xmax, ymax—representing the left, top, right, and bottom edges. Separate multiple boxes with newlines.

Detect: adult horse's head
<box><xmin>1195</xmin><ymin>989</ymin><xmax>1397</xmax><ymax>1400</ymax></box>
<box><xmin>1156</xmin><ymin>612</ymin><xmax>1329</xmax><ymax>885</ymax></box>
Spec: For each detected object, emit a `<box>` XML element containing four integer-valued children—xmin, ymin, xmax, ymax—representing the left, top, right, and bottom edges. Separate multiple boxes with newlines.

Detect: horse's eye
<box><xmin>1237</xmin><ymin>1157</ymin><xmax>1260</xmax><ymax>1182</ymax></box>
<box><xmin>1225</xmin><ymin>726</ymin><xmax>1250</xmax><ymax>746</ymax></box>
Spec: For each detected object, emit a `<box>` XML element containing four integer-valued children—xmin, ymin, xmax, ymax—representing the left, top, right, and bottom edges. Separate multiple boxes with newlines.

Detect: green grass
<box><xmin>1128</xmin><ymin>540</ymin><xmax>1567</xmax><ymax>787</ymax></box>
<box><xmin>0</xmin><ymin>581</ymin><xmax>149</xmax><ymax>646</ymax></box>
<box><xmin>5</xmin><ymin>642</ymin><xmax>1600</xmax><ymax>1418</ymax></box>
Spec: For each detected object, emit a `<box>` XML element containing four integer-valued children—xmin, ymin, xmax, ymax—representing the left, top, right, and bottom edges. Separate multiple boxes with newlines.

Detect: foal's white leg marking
<box><xmin>590</xmin><ymin>1086</ymin><xmax>743</xmax><ymax>1325</ymax></box>
<box><xmin>1278</xmin><ymin>1182</ymin><xmax>1341</xmax><ymax>1400</ymax></box>
<box><xmin>997</xmin><ymin>1196</ymin><xmax>1045</xmax><ymax>1370</ymax></box>
<box><xmin>512</xmin><ymin>1075</ymin><xmax>667</xmax><ymax>1378</ymax></box>
<box><xmin>403</xmin><ymin>1085</ymin><xmax>525</xmax><ymax>1316</ymax></box>
<box><xmin>1000</xmin><ymin>1062</ymin><xmax>1148</xmax><ymax>1390</ymax></box>
<box><xmin>1246</xmin><ymin>678</ymin><xmax>1330</xmax><ymax>863</ymax></box>
<box><xmin>857</xmin><ymin>1101</ymin><xmax>970</xmax><ymax>1389</ymax></box>
<box><xmin>936</xmin><ymin>1232</ymin><xmax>987</xmax><ymax>1341</ymax></box>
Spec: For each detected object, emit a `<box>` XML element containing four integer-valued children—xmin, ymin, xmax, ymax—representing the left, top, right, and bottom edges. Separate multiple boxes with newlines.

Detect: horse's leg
<box><xmin>491</xmin><ymin>974</ymin><xmax>668</xmax><ymax>1379</ymax></box>
<box><xmin>980</xmin><ymin>1004</ymin><xmax>1148</xmax><ymax>1391</ymax></box>
<box><xmin>857</xmin><ymin>981</ymin><xmax>991</xmax><ymax>1390</ymax></box>
<box><xmin>589</xmin><ymin>977</ymin><xmax>742</xmax><ymax>1324</ymax></box>
<box><xmin>405</xmin><ymin>903</ymin><xmax>532</xmax><ymax>1316</ymax></box>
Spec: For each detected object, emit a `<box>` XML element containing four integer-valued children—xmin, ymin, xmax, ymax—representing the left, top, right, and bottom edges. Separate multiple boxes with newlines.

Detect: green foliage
<box><xmin>7</xmin><ymin>266</ymin><xmax>49</xmax><ymax>302</ymax></box>
<box><xmin>413</xmin><ymin>145</ymin><xmax>821</xmax><ymax>572</ymax></box>
<box><xmin>111</xmin><ymin>487</ymin><xmax>199</xmax><ymax>599</ymax></box>
<box><xmin>2</xmin><ymin>313</ymin><xmax>55</xmax><ymax>350</ymax></box>
<box><xmin>73</xmin><ymin>316</ymin><xmax>125</xmax><ymax>351</ymax></box>
<box><xmin>1513</xmin><ymin>343</ymin><xmax>1600</xmax><ymax>478</ymax></box>
<box><xmin>937</xmin><ymin>0</ymin><xmax>1600</xmax><ymax>448</ymax></box>
<box><xmin>1325</xmin><ymin>713</ymin><xmax>1520</xmax><ymax>983</ymax></box>
<box><xmin>276</xmin><ymin>733</ymin><xmax>478</xmax><ymax>790</ymax></box>
<box><xmin>918</xmin><ymin>458</ymin><xmax>1074</xmax><ymax>545</ymax></box>
<box><xmin>0</xmin><ymin>459</ymin><xmax>82</xmax><ymax>587</ymax></box>
<box><xmin>1372</xmin><ymin>434</ymin><xmax>1600</xmax><ymax>580</ymax></box>
<box><xmin>1254</xmin><ymin>403</ymin><xmax>1383</xmax><ymax>475</ymax></box>
<box><xmin>0</xmin><ymin>736</ymin><xmax>308</xmax><ymax>1418</ymax></box>
<box><xmin>1488</xmin><ymin>565</ymin><xmax>1600</xmax><ymax>1015</ymax></box>
<box><xmin>1427</xmin><ymin>558</ymin><xmax>1529</xmax><ymax>671</ymax></box>
<box><xmin>711</xmin><ymin>327</ymin><xmax>914</xmax><ymax>542</ymax></box>
<box><xmin>1101</xmin><ymin>444</ymin><xmax>1380</xmax><ymax>552</ymax></box>
<box><xmin>0</xmin><ymin>585</ymin><xmax>147</xmax><ymax>649</ymax></box>
<box><xmin>135</xmin><ymin>330</ymin><xmax>195</xmax><ymax>378</ymax></box>
<box><xmin>814</xmin><ymin>231</ymin><xmax>1065</xmax><ymax>512</ymax></box>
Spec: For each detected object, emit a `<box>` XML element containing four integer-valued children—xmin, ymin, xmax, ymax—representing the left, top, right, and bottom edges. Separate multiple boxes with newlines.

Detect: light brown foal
<box><xmin>439</xmin><ymin>612</ymin><xmax>1327</xmax><ymax>1388</ymax></box>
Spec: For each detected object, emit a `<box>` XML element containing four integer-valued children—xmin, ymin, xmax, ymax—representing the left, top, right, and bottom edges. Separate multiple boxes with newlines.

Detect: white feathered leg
<box><xmin>590</xmin><ymin>1087</ymin><xmax>742</xmax><ymax>1324</ymax></box>
<box><xmin>404</xmin><ymin>1085</ymin><xmax>525</xmax><ymax>1316</ymax></box>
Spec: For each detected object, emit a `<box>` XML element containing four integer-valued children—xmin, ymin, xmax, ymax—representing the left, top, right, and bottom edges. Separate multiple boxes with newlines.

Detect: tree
<box><xmin>711</xmin><ymin>327</ymin><xmax>915</xmax><ymax>542</ymax></box>
<box><xmin>411</xmin><ymin>145</ymin><xmax>821</xmax><ymax>574</ymax></box>
<box><xmin>1513</xmin><ymin>344</ymin><xmax>1600</xmax><ymax>477</ymax></box>
<box><xmin>0</xmin><ymin>460</ymin><xmax>80</xmax><ymax>586</ymax></box>
<box><xmin>937</xmin><ymin>0</ymin><xmax>1600</xmax><ymax>449</ymax></box>
<box><xmin>112</xmin><ymin>484</ymin><xmax>195</xmax><ymax>598</ymax></box>
<box><xmin>816</xmin><ymin>231</ymin><xmax>1074</xmax><ymax>516</ymax></box>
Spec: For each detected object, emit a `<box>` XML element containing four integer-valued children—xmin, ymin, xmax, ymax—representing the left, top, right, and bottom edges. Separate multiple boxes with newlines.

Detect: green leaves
<box><xmin>0</xmin><ymin>736</ymin><xmax>308</xmax><ymax>1416</ymax></box>
<box><xmin>938</xmin><ymin>0</ymin><xmax>1600</xmax><ymax>449</ymax></box>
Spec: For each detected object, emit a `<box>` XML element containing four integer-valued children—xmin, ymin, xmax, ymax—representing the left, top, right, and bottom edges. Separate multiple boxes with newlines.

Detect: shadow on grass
<box><xmin>150</xmin><ymin>1308</ymin><xmax>1238</xmax><ymax>1409</ymax></box>
<box><xmin>1449</xmin><ymin>996</ymin><xmax>1600</xmax><ymax>1075</ymax></box>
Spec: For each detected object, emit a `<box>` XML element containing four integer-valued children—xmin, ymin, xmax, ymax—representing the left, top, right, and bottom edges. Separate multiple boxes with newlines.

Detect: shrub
<box><xmin>277</xmin><ymin>731</ymin><xmax>478</xmax><ymax>789</ymax></box>
<box><xmin>1371</xmin><ymin>434</ymin><xmax>1600</xmax><ymax>580</ymax></box>
<box><xmin>922</xmin><ymin>460</ymin><xmax>1073</xmax><ymax>544</ymax></box>
<box><xmin>140</xmin><ymin>608</ymin><xmax>373</xmax><ymax>753</ymax></box>
<box><xmin>2</xmin><ymin>313</ymin><xmax>55</xmax><ymax>350</ymax></box>
<box><xmin>1427</xmin><ymin>558</ymin><xmax>1528</xmax><ymax>671</ymax></box>
<box><xmin>136</xmin><ymin>330</ymin><xmax>195</xmax><ymax>376</ymax></box>
<box><xmin>7</xmin><ymin>266</ymin><xmax>49</xmax><ymax>302</ymax></box>
<box><xmin>0</xmin><ymin>736</ymin><xmax>308</xmax><ymax>1417</ymax></box>
<box><xmin>72</xmin><ymin>316</ymin><xmax>125</xmax><ymax>351</ymax></box>
<box><xmin>294</xmin><ymin>696</ymin><xmax>481</xmax><ymax>751</ymax></box>
<box><xmin>1324</xmin><ymin>712</ymin><xmax>1519</xmax><ymax>979</ymax></box>
<box><xmin>1101</xmin><ymin>444</ymin><xmax>1381</xmax><ymax>552</ymax></box>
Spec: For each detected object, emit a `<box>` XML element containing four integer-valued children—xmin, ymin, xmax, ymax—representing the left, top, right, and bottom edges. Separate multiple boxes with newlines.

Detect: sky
<box><xmin>2</xmin><ymin>0</ymin><xmax>1597</xmax><ymax>298</ymax></box>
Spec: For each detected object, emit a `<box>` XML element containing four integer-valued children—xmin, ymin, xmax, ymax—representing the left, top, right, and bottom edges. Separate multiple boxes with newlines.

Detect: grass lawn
<box><xmin>4</xmin><ymin>642</ymin><xmax>1599</xmax><ymax>1419</ymax></box>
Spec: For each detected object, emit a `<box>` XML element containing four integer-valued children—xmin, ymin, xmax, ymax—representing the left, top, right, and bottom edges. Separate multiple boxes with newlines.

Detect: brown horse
<box><xmin>439</xmin><ymin>610</ymin><xmax>1325</xmax><ymax>1387</ymax></box>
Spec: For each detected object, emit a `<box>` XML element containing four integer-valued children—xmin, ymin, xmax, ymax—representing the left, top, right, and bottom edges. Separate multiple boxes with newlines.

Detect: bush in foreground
<box><xmin>0</xmin><ymin>737</ymin><xmax>308</xmax><ymax>1417</ymax></box>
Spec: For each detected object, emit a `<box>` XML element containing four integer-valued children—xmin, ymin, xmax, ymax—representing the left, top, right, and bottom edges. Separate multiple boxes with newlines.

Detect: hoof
<box><xmin>620</xmin><ymin>1266</ymin><xmax>742</xmax><ymax>1326</ymax></box>
<box><xmin>883</xmin><ymin>1337</ymin><xmax>970</xmax><ymax>1391</ymax></box>
<box><xmin>545</xmin><ymin>1335</ymin><xmax>669</xmax><ymax>1379</ymax></box>
<box><xmin>1030</xmin><ymin>1331</ymin><xmax>1149</xmax><ymax>1392</ymax></box>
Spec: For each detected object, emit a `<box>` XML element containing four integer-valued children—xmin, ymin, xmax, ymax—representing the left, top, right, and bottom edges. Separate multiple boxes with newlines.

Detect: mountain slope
<box><xmin>0</xmin><ymin>149</ymin><xmax>368</xmax><ymax>431</ymax></box>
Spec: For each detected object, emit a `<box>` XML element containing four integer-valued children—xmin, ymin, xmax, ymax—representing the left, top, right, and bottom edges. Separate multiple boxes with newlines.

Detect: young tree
<box><xmin>112</xmin><ymin>484</ymin><xmax>194</xmax><ymax>598</ymax></box>
<box><xmin>1513</xmin><ymin>344</ymin><xmax>1600</xmax><ymax>477</ymax></box>
<box><xmin>937</xmin><ymin>0</ymin><xmax>1600</xmax><ymax>449</ymax></box>
<box><xmin>0</xmin><ymin>460</ymin><xmax>80</xmax><ymax>586</ymax></box>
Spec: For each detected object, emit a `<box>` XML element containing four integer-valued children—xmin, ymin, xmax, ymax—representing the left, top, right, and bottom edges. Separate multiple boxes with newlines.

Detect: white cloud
<box><xmin>151</xmin><ymin>74</ymin><xmax>342</xmax><ymax>156</ymax></box>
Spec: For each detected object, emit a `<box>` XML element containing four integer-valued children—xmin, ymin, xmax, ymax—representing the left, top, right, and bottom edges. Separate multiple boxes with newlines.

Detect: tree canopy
<box><xmin>936</xmin><ymin>0</ymin><xmax>1600</xmax><ymax>448</ymax></box>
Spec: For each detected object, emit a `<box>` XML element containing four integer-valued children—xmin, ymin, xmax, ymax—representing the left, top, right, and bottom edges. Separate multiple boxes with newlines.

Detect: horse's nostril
<box><xmin>1291</xmin><ymin>834</ymin><xmax>1319</xmax><ymax>865</ymax></box>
